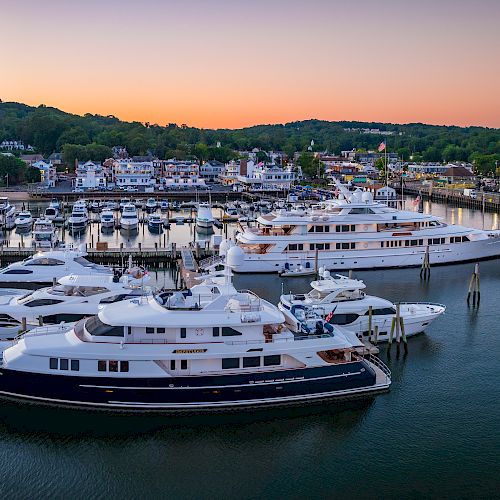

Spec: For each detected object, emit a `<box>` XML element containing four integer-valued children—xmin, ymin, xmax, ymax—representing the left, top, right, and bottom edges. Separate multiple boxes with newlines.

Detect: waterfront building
<box><xmin>32</xmin><ymin>160</ymin><xmax>56</xmax><ymax>187</ymax></box>
<box><xmin>200</xmin><ymin>160</ymin><xmax>225</xmax><ymax>181</ymax></box>
<box><xmin>237</xmin><ymin>163</ymin><xmax>296</xmax><ymax>191</ymax></box>
<box><xmin>74</xmin><ymin>161</ymin><xmax>107</xmax><ymax>189</ymax></box>
<box><xmin>219</xmin><ymin>160</ymin><xmax>242</xmax><ymax>185</ymax></box>
<box><xmin>111</xmin><ymin>159</ymin><xmax>156</xmax><ymax>188</ymax></box>
<box><xmin>407</xmin><ymin>163</ymin><xmax>448</xmax><ymax>176</ymax></box>
<box><xmin>160</xmin><ymin>159</ymin><xmax>204</xmax><ymax>187</ymax></box>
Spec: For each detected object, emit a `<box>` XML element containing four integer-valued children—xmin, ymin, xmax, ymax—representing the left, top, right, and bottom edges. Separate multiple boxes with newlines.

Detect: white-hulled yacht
<box><xmin>14</xmin><ymin>211</ymin><xmax>33</xmax><ymax>230</ymax></box>
<box><xmin>44</xmin><ymin>205</ymin><xmax>60</xmax><ymax>221</ymax></box>
<box><xmin>145</xmin><ymin>198</ymin><xmax>157</xmax><ymax>212</ymax></box>
<box><xmin>147</xmin><ymin>213</ymin><xmax>163</xmax><ymax>232</ymax></box>
<box><xmin>0</xmin><ymin>256</ymin><xmax>390</xmax><ymax>411</ymax></box>
<box><xmin>279</xmin><ymin>271</ymin><xmax>445</xmax><ymax>342</ymax></box>
<box><xmin>32</xmin><ymin>218</ymin><xmax>59</xmax><ymax>249</ymax></box>
<box><xmin>225</xmin><ymin>183</ymin><xmax>500</xmax><ymax>273</ymax></box>
<box><xmin>100</xmin><ymin>209</ymin><xmax>115</xmax><ymax>229</ymax></box>
<box><xmin>67</xmin><ymin>201</ymin><xmax>88</xmax><ymax>231</ymax></box>
<box><xmin>0</xmin><ymin>197</ymin><xmax>16</xmax><ymax>229</ymax></box>
<box><xmin>0</xmin><ymin>247</ymin><xmax>112</xmax><ymax>286</ymax></box>
<box><xmin>120</xmin><ymin>204</ymin><xmax>139</xmax><ymax>231</ymax></box>
<box><xmin>0</xmin><ymin>269</ymin><xmax>150</xmax><ymax>340</ymax></box>
<box><xmin>196</xmin><ymin>203</ymin><xmax>214</xmax><ymax>231</ymax></box>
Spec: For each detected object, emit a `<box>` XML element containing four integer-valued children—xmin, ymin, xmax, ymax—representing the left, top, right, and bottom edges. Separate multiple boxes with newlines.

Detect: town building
<box><xmin>74</xmin><ymin>161</ymin><xmax>107</xmax><ymax>189</ymax></box>
<box><xmin>0</xmin><ymin>140</ymin><xmax>34</xmax><ymax>151</ymax></box>
<box><xmin>32</xmin><ymin>160</ymin><xmax>56</xmax><ymax>187</ymax></box>
<box><xmin>48</xmin><ymin>152</ymin><xmax>63</xmax><ymax>166</ymax></box>
<box><xmin>20</xmin><ymin>154</ymin><xmax>44</xmax><ymax>166</ymax></box>
<box><xmin>111</xmin><ymin>159</ymin><xmax>156</xmax><ymax>187</ymax></box>
<box><xmin>237</xmin><ymin>163</ymin><xmax>295</xmax><ymax>191</ymax></box>
<box><xmin>200</xmin><ymin>160</ymin><xmax>225</xmax><ymax>181</ymax></box>
<box><xmin>219</xmin><ymin>160</ymin><xmax>242</xmax><ymax>186</ymax></box>
<box><xmin>160</xmin><ymin>159</ymin><xmax>204</xmax><ymax>187</ymax></box>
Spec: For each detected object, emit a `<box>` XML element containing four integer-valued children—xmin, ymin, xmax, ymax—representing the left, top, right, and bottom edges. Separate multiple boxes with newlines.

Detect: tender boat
<box><xmin>14</xmin><ymin>211</ymin><xmax>33</xmax><ymax>230</ymax></box>
<box><xmin>0</xmin><ymin>268</ymin><xmax>150</xmax><ymax>340</ymax></box>
<box><xmin>0</xmin><ymin>197</ymin><xmax>16</xmax><ymax>229</ymax></box>
<box><xmin>44</xmin><ymin>205</ymin><xmax>60</xmax><ymax>221</ymax></box>
<box><xmin>196</xmin><ymin>203</ymin><xmax>214</xmax><ymax>232</ymax></box>
<box><xmin>0</xmin><ymin>260</ymin><xmax>390</xmax><ymax>411</ymax></box>
<box><xmin>279</xmin><ymin>270</ymin><xmax>445</xmax><ymax>341</ymax></box>
<box><xmin>32</xmin><ymin>218</ymin><xmax>59</xmax><ymax>249</ymax></box>
<box><xmin>120</xmin><ymin>204</ymin><xmax>138</xmax><ymax>231</ymax></box>
<box><xmin>67</xmin><ymin>201</ymin><xmax>88</xmax><ymax>231</ymax></box>
<box><xmin>279</xmin><ymin>263</ymin><xmax>316</xmax><ymax>277</ymax></box>
<box><xmin>147</xmin><ymin>213</ymin><xmax>163</xmax><ymax>232</ymax></box>
<box><xmin>226</xmin><ymin>181</ymin><xmax>500</xmax><ymax>273</ymax></box>
<box><xmin>0</xmin><ymin>247</ymin><xmax>112</xmax><ymax>286</ymax></box>
<box><xmin>145</xmin><ymin>198</ymin><xmax>157</xmax><ymax>212</ymax></box>
<box><xmin>160</xmin><ymin>200</ymin><xmax>169</xmax><ymax>212</ymax></box>
<box><xmin>100</xmin><ymin>209</ymin><xmax>115</xmax><ymax>228</ymax></box>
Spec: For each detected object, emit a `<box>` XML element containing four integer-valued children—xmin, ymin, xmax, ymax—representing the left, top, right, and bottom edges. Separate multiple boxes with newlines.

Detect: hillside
<box><xmin>0</xmin><ymin>101</ymin><xmax>499</xmax><ymax>172</ymax></box>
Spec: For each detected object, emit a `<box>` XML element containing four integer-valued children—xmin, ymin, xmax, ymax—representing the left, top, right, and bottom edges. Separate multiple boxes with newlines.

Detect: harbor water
<box><xmin>0</xmin><ymin>198</ymin><xmax>498</xmax><ymax>498</ymax></box>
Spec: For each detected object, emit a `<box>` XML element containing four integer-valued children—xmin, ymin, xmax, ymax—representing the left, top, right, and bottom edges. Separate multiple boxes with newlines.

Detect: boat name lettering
<box><xmin>173</xmin><ymin>349</ymin><xmax>207</xmax><ymax>354</ymax></box>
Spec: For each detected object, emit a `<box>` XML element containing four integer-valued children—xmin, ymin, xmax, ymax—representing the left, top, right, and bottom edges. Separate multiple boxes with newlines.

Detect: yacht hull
<box><xmin>0</xmin><ymin>360</ymin><xmax>389</xmax><ymax>411</ymax></box>
<box><xmin>230</xmin><ymin>238</ymin><xmax>500</xmax><ymax>273</ymax></box>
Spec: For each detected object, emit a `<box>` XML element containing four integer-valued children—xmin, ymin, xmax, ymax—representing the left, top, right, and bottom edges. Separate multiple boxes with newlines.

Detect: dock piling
<box><xmin>467</xmin><ymin>263</ymin><xmax>480</xmax><ymax>307</ymax></box>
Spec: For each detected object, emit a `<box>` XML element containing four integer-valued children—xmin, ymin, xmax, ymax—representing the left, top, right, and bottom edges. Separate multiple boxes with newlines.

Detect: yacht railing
<box><xmin>14</xmin><ymin>323</ymin><xmax>72</xmax><ymax>343</ymax></box>
<box><xmin>364</xmin><ymin>353</ymin><xmax>391</xmax><ymax>382</ymax></box>
<box><xmin>396</xmin><ymin>301</ymin><xmax>446</xmax><ymax>308</ymax></box>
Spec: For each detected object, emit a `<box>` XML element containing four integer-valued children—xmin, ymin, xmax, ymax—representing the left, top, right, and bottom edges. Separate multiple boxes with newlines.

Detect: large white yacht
<box><xmin>120</xmin><ymin>203</ymin><xmax>139</xmax><ymax>231</ymax></box>
<box><xmin>0</xmin><ymin>260</ymin><xmax>391</xmax><ymax>411</ymax></box>
<box><xmin>32</xmin><ymin>218</ymin><xmax>59</xmax><ymax>249</ymax></box>
<box><xmin>67</xmin><ymin>201</ymin><xmax>88</xmax><ymax>231</ymax></box>
<box><xmin>0</xmin><ymin>248</ymin><xmax>112</xmax><ymax>285</ymax></box>
<box><xmin>196</xmin><ymin>203</ymin><xmax>215</xmax><ymax>232</ymax></box>
<box><xmin>279</xmin><ymin>271</ymin><xmax>445</xmax><ymax>342</ymax></box>
<box><xmin>14</xmin><ymin>211</ymin><xmax>33</xmax><ymax>230</ymax></box>
<box><xmin>225</xmin><ymin>184</ymin><xmax>500</xmax><ymax>273</ymax></box>
<box><xmin>0</xmin><ymin>197</ymin><xmax>16</xmax><ymax>229</ymax></box>
<box><xmin>0</xmin><ymin>270</ymin><xmax>150</xmax><ymax>339</ymax></box>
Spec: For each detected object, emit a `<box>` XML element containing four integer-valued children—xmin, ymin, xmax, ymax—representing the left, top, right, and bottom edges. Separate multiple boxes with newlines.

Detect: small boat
<box><xmin>225</xmin><ymin>203</ymin><xmax>239</xmax><ymax>218</ymax></box>
<box><xmin>14</xmin><ymin>211</ymin><xmax>33</xmax><ymax>230</ymax></box>
<box><xmin>44</xmin><ymin>206</ymin><xmax>59</xmax><ymax>221</ymax></box>
<box><xmin>160</xmin><ymin>200</ymin><xmax>169</xmax><ymax>212</ymax></box>
<box><xmin>196</xmin><ymin>203</ymin><xmax>214</xmax><ymax>232</ymax></box>
<box><xmin>147</xmin><ymin>213</ymin><xmax>163</xmax><ymax>232</ymax></box>
<box><xmin>67</xmin><ymin>201</ymin><xmax>88</xmax><ymax>231</ymax></box>
<box><xmin>32</xmin><ymin>218</ymin><xmax>59</xmax><ymax>249</ymax></box>
<box><xmin>134</xmin><ymin>198</ymin><xmax>144</xmax><ymax>209</ymax></box>
<box><xmin>145</xmin><ymin>198</ymin><xmax>157</xmax><ymax>212</ymax></box>
<box><xmin>279</xmin><ymin>263</ymin><xmax>316</xmax><ymax>278</ymax></box>
<box><xmin>119</xmin><ymin>198</ymin><xmax>131</xmax><ymax>211</ymax></box>
<box><xmin>100</xmin><ymin>209</ymin><xmax>115</xmax><ymax>228</ymax></box>
<box><xmin>175</xmin><ymin>217</ymin><xmax>185</xmax><ymax>225</ymax></box>
<box><xmin>120</xmin><ymin>203</ymin><xmax>139</xmax><ymax>231</ymax></box>
<box><xmin>49</xmin><ymin>199</ymin><xmax>61</xmax><ymax>210</ymax></box>
<box><xmin>0</xmin><ymin>197</ymin><xmax>16</xmax><ymax>229</ymax></box>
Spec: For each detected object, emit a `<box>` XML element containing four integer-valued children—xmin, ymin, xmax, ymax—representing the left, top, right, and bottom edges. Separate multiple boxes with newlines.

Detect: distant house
<box><xmin>32</xmin><ymin>160</ymin><xmax>56</xmax><ymax>187</ymax></box>
<box><xmin>48</xmin><ymin>152</ymin><xmax>63</xmax><ymax>166</ymax></box>
<box><xmin>0</xmin><ymin>140</ymin><xmax>34</xmax><ymax>151</ymax></box>
<box><xmin>442</xmin><ymin>165</ymin><xmax>475</xmax><ymax>183</ymax></box>
<box><xmin>74</xmin><ymin>161</ymin><xmax>106</xmax><ymax>189</ymax></box>
<box><xmin>20</xmin><ymin>154</ymin><xmax>44</xmax><ymax>166</ymax></box>
<box><xmin>200</xmin><ymin>160</ymin><xmax>224</xmax><ymax>181</ymax></box>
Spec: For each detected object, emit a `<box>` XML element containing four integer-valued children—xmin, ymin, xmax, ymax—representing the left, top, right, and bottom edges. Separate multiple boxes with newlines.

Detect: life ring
<box><xmin>363</xmin><ymin>225</ymin><xmax>368</xmax><ymax>231</ymax></box>
<box><xmin>363</xmin><ymin>242</ymin><xmax>368</xmax><ymax>249</ymax></box>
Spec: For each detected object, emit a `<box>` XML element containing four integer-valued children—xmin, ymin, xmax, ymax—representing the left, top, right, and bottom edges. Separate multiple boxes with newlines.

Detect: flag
<box><xmin>325</xmin><ymin>310</ymin><xmax>334</xmax><ymax>322</ymax></box>
<box><xmin>378</xmin><ymin>141</ymin><xmax>386</xmax><ymax>152</ymax></box>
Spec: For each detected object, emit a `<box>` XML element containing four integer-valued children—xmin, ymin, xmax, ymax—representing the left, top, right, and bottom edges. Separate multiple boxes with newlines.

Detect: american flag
<box><xmin>378</xmin><ymin>141</ymin><xmax>386</xmax><ymax>152</ymax></box>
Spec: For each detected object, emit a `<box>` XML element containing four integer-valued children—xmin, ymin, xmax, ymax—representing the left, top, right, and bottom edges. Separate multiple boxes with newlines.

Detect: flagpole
<box><xmin>385</xmin><ymin>139</ymin><xmax>389</xmax><ymax>204</ymax></box>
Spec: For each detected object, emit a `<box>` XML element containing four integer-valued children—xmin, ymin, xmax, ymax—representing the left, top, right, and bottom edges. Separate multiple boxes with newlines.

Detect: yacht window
<box><xmin>99</xmin><ymin>294</ymin><xmax>129</xmax><ymax>304</ymax></box>
<box><xmin>86</xmin><ymin>316</ymin><xmax>124</xmax><ymax>337</ymax></box>
<box><xmin>25</xmin><ymin>299</ymin><xmax>64</xmax><ymax>307</ymax></box>
<box><xmin>181</xmin><ymin>360</ymin><xmax>188</xmax><ymax>370</ymax></box>
<box><xmin>243</xmin><ymin>356</ymin><xmax>260</xmax><ymax>368</ymax></box>
<box><xmin>50</xmin><ymin>358</ymin><xmax>58</xmax><ymax>369</ymax></box>
<box><xmin>180</xmin><ymin>328</ymin><xmax>186</xmax><ymax>338</ymax></box>
<box><xmin>336</xmin><ymin>242</ymin><xmax>355</xmax><ymax>250</ymax></box>
<box><xmin>170</xmin><ymin>360</ymin><xmax>175</xmax><ymax>370</ymax></box>
<box><xmin>222</xmin><ymin>358</ymin><xmax>240</xmax><ymax>369</ymax></box>
<box><xmin>222</xmin><ymin>327</ymin><xmax>242</xmax><ymax>336</ymax></box>
<box><xmin>365</xmin><ymin>308</ymin><xmax>396</xmax><ymax>315</ymax></box>
<box><xmin>59</xmin><ymin>358</ymin><xmax>69</xmax><ymax>370</ymax></box>
<box><xmin>71</xmin><ymin>360</ymin><xmax>80</xmax><ymax>371</ymax></box>
<box><xmin>43</xmin><ymin>313</ymin><xmax>86</xmax><ymax>324</ymax></box>
<box><xmin>287</xmin><ymin>244</ymin><xmax>304</xmax><ymax>251</ymax></box>
<box><xmin>25</xmin><ymin>258</ymin><xmax>64</xmax><ymax>266</ymax></box>
<box><xmin>213</xmin><ymin>327</ymin><xmax>220</xmax><ymax>337</ymax></box>
<box><xmin>109</xmin><ymin>360</ymin><xmax>119</xmax><ymax>372</ymax></box>
<box><xmin>73</xmin><ymin>256</ymin><xmax>94</xmax><ymax>267</ymax></box>
<box><xmin>327</xmin><ymin>313</ymin><xmax>359</xmax><ymax>325</ymax></box>
<box><xmin>157</xmin><ymin>328</ymin><xmax>165</xmax><ymax>334</ymax></box>
<box><xmin>3</xmin><ymin>269</ymin><xmax>33</xmax><ymax>274</ymax></box>
<box><xmin>98</xmin><ymin>360</ymin><xmax>107</xmax><ymax>371</ymax></box>
<box><xmin>120</xmin><ymin>361</ymin><xmax>129</xmax><ymax>372</ymax></box>
<box><xmin>146</xmin><ymin>327</ymin><xmax>155</xmax><ymax>334</ymax></box>
<box><xmin>264</xmin><ymin>355</ymin><xmax>281</xmax><ymax>366</ymax></box>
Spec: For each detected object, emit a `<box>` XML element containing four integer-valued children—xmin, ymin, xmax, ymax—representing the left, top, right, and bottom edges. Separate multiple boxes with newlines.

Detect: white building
<box><xmin>238</xmin><ymin>163</ymin><xmax>295</xmax><ymax>191</ymax></box>
<box><xmin>407</xmin><ymin>163</ymin><xmax>448</xmax><ymax>176</ymax></box>
<box><xmin>200</xmin><ymin>160</ymin><xmax>224</xmax><ymax>181</ymax></box>
<box><xmin>0</xmin><ymin>140</ymin><xmax>34</xmax><ymax>151</ymax></box>
<box><xmin>74</xmin><ymin>161</ymin><xmax>107</xmax><ymax>189</ymax></box>
<box><xmin>161</xmin><ymin>159</ymin><xmax>204</xmax><ymax>187</ymax></box>
<box><xmin>112</xmin><ymin>160</ymin><xmax>156</xmax><ymax>187</ymax></box>
<box><xmin>219</xmin><ymin>160</ymin><xmax>241</xmax><ymax>185</ymax></box>
<box><xmin>32</xmin><ymin>160</ymin><xmax>56</xmax><ymax>187</ymax></box>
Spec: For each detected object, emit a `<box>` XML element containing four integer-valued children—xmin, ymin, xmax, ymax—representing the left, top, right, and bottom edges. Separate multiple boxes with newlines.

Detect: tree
<box><xmin>298</xmin><ymin>152</ymin><xmax>323</xmax><ymax>178</ymax></box>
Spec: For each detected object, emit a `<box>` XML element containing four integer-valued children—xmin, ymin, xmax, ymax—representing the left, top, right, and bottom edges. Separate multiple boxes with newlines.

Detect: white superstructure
<box><xmin>120</xmin><ymin>203</ymin><xmax>138</xmax><ymax>231</ymax></box>
<box><xmin>226</xmin><ymin>185</ymin><xmax>500</xmax><ymax>273</ymax></box>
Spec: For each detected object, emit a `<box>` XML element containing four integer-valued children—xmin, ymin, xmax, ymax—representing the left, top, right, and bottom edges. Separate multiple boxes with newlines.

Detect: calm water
<box><xmin>0</xmin><ymin>199</ymin><xmax>498</xmax><ymax>498</ymax></box>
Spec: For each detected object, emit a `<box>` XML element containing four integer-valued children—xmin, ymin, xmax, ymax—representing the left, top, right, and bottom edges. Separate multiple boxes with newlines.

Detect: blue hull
<box><xmin>0</xmin><ymin>361</ymin><xmax>386</xmax><ymax>411</ymax></box>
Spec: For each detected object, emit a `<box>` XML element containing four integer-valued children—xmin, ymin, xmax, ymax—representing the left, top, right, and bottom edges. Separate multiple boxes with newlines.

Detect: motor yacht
<box><xmin>196</xmin><ymin>203</ymin><xmax>214</xmax><ymax>232</ymax></box>
<box><xmin>160</xmin><ymin>200</ymin><xmax>169</xmax><ymax>212</ymax></box>
<box><xmin>0</xmin><ymin>197</ymin><xmax>16</xmax><ymax>229</ymax></box>
<box><xmin>147</xmin><ymin>213</ymin><xmax>163</xmax><ymax>232</ymax></box>
<box><xmin>279</xmin><ymin>270</ymin><xmax>445</xmax><ymax>341</ymax></box>
<box><xmin>90</xmin><ymin>200</ymin><xmax>101</xmax><ymax>213</ymax></box>
<box><xmin>0</xmin><ymin>258</ymin><xmax>390</xmax><ymax>411</ymax></box>
<box><xmin>145</xmin><ymin>198</ymin><xmax>157</xmax><ymax>212</ymax></box>
<box><xmin>225</xmin><ymin>181</ymin><xmax>500</xmax><ymax>273</ymax></box>
<box><xmin>100</xmin><ymin>209</ymin><xmax>115</xmax><ymax>229</ymax></box>
<box><xmin>119</xmin><ymin>198</ymin><xmax>131</xmax><ymax>211</ymax></box>
<box><xmin>0</xmin><ymin>269</ymin><xmax>150</xmax><ymax>340</ymax></box>
<box><xmin>32</xmin><ymin>218</ymin><xmax>59</xmax><ymax>249</ymax></box>
<box><xmin>44</xmin><ymin>205</ymin><xmax>60</xmax><ymax>221</ymax></box>
<box><xmin>14</xmin><ymin>211</ymin><xmax>33</xmax><ymax>230</ymax></box>
<box><xmin>67</xmin><ymin>201</ymin><xmax>88</xmax><ymax>231</ymax></box>
<box><xmin>0</xmin><ymin>247</ymin><xmax>112</xmax><ymax>286</ymax></box>
<box><xmin>120</xmin><ymin>204</ymin><xmax>139</xmax><ymax>231</ymax></box>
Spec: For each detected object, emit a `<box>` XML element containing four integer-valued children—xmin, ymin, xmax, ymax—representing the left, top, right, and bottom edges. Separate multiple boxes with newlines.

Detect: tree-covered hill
<box><xmin>1</xmin><ymin>101</ymin><xmax>499</xmax><ymax>173</ymax></box>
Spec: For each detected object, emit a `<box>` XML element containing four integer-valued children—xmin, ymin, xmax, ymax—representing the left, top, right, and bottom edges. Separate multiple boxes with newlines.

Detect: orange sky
<box><xmin>1</xmin><ymin>0</ymin><xmax>499</xmax><ymax>129</ymax></box>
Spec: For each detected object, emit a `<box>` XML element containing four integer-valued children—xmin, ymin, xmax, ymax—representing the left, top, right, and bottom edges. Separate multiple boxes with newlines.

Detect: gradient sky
<box><xmin>1</xmin><ymin>0</ymin><xmax>499</xmax><ymax>128</ymax></box>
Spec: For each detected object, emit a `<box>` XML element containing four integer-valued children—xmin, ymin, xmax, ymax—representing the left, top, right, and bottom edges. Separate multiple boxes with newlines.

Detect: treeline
<box><xmin>0</xmin><ymin>155</ymin><xmax>41</xmax><ymax>185</ymax></box>
<box><xmin>0</xmin><ymin>101</ymin><xmax>499</xmax><ymax>173</ymax></box>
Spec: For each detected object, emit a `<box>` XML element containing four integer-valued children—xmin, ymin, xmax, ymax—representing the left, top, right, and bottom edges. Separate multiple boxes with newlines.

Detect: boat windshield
<box><xmin>85</xmin><ymin>316</ymin><xmax>124</xmax><ymax>337</ymax></box>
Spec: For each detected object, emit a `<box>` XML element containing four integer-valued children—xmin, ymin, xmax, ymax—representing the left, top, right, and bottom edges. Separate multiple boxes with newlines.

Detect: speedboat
<box><xmin>0</xmin><ymin>269</ymin><xmax>150</xmax><ymax>340</ymax></box>
<box><xmin>196</xmin><ymin>203</ymin><xmax>214</xmax><ymax>232</ymax></box>
<box><xmin>0</xmin><ymin>197</ymin><xmax>16</xmax><ymax>229</ymax></box>
<box><xmin>32</xmin><ymin>218</ymin><xmax>59</xmax><ymax>249</ymax></box>
<box><xmin>67</xmin><ymin>201</ymin><xmax>88</xmax><ymax>231</ymax></box>
<box><xmin>279</xmin><ymin>270</ymin><xmax>446</xmax><ymax>342</ymax></box>
<box><xmin>90</xmin><ymin>200</ymin><xmax>101</xmax><ymax>213</ymax></box>
<box><xmin>120</xmin><ymin>204</ymin><xmax>138</xmax><ymax>231</ymax></box>
<box><xmin>160</xmin><ymin>200</ymin><xmax>169</xmax><ymax>212</ymax></box>
<box><xmin>0</xmin><ymin>259</ymin><xmax>390</xmax><ymax>410</ymax></box>
<box><xmin>100</xmin><ymin>209</ymin><xmax>115</xmax><ymax>229</ymax></box>
<box><xmin>279</xmin><ymin>263</ymin><xmax>316</xmax><ymax>277</ymax></box>
<box><xmin>145</xmin><ymin>198</ymin><xmax>157</xmax><ymax>212</ymax></box>
<box><xmin>14</xmin><ymin>211</ymin><xmax>33</xmax><ymax>230</ymax></box>
<box><xmin>147</xmin><ymin>213</ymin><xmax>163</xmax><ymax>232</ymax></box>
<box><xmin>0</xmin><ymin>247</ymin><xmax>112</xmax><ymax>286</ymax></box>
<box><xmin>119</xmin><ymin>198</ymin><xmax>131</xmax><ymax>211</ymax></box>
<box><xmin>49</xmin><ymin>199</ymin><xmax>61</xmax><ymax>210</ymax></box>
<box><xmin>225</xmin><ymin>203</ymin><xmax>239</xmax><ymax>218</ymax></box>
<box><xmin>44</xmin><ymin>205</ymin><xmax>59</xmax><ymax>221</ymax></box>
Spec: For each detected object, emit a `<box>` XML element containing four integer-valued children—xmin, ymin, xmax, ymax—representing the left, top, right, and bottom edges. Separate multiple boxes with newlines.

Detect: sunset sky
<box><xmin>1</xmin><ymin>0</ymin><xmax>499</xmax><ymax>129</ymax></box>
